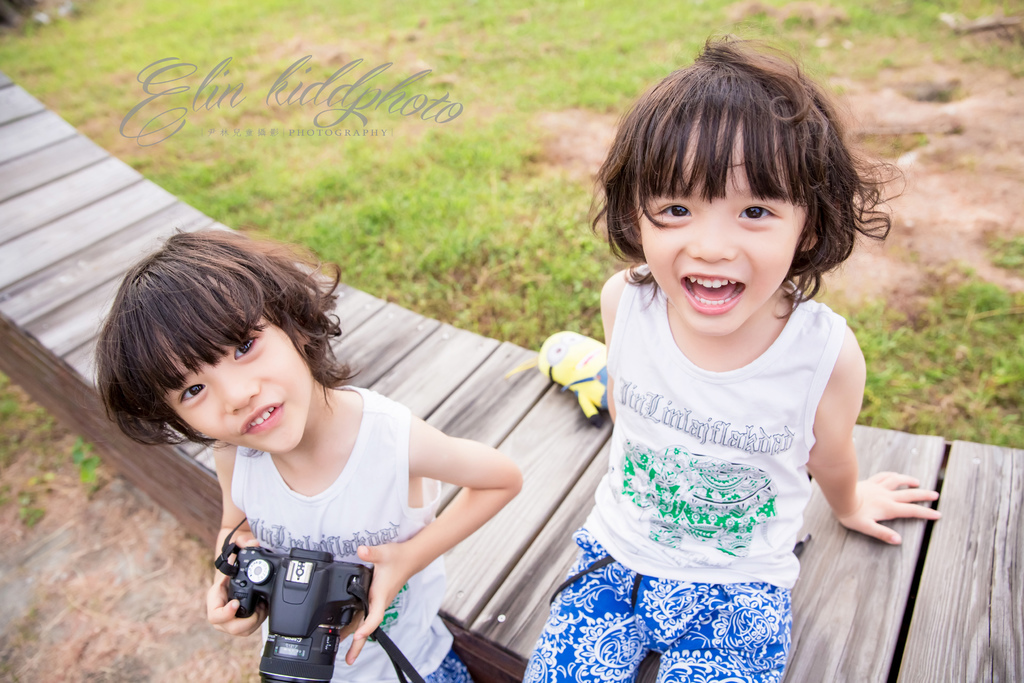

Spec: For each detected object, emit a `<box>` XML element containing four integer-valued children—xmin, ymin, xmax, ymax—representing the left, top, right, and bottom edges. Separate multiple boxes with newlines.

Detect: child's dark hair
<box><xmin>595</xmin><ymin>37</ymin><xmax>894</xmax><ymax>301</ymax></box>
<box><xmin>97</xmin><ymin>229</ymin><xmax>352</xmax><ymax>446</ymax></box>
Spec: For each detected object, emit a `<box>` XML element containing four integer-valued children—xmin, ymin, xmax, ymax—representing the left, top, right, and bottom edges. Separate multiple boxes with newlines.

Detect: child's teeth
<box><xmin>687</xmin><ymin>276</ymin><xmax>736</xmax><ymax>289</ymax></box>
<box><xmin>251</xmin><ymin>407</ymin><xmax>275</xmax><ymax>427</ymax></box>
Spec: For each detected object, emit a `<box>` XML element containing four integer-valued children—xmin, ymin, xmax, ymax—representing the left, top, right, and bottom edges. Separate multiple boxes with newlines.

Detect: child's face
<box><xmin>639</xmin><ymin>170</ymin><xmax>806</xmax><ymax>347</ymax></box>
<box><xmin>167</xmin><ymin>323</ymin><xmax>320</xmax><ymax>454</ymax></box>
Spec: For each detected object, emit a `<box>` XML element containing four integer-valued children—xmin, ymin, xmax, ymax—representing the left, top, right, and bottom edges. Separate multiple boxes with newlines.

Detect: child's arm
<box><xmin>206</xmin><ymin>444</ymin><xmax>266</xmax><ymax>636</ymax></box>
<box><xmin>600</xmin><ymin>270</ymin><xmax>630</xmax><ymax>422</ymax></box>
<box><xmin>345</xmin><ymin>421</ymin><xmax>522</xmax><ymax>664</ymax></box>
<box><xmin>806</xmin><ymin>327</ymin><xmax>940</xmax><ymax>544</ymax></box>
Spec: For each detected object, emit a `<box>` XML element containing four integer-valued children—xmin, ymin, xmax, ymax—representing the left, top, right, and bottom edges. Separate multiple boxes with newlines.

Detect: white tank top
<box><xmin>586</xmin><ymin>282</ymin><xmax>847</xmax><ymax>588</ymax></box>
<box><xmin>232</xmin><ymin>387</ymin><xmax>452</xmax><ymax>682</ymax></box>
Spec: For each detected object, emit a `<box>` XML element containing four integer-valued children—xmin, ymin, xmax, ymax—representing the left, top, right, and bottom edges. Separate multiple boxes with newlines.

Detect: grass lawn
<box><xmin>0</xmin><ymin>0</ymin><xmax>1021</xmax><ymax>446</ymax></box>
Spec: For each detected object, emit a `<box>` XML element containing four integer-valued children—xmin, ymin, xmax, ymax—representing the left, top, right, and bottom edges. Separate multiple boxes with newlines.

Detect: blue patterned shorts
<box><xmin>426</xmin><ymin>648</ymin><xmax>473</xmax><ymax>683</ymax></box>
<box><xmin>524</xmin><ymin>529</ymin><xmax>791</xmax><ymax>683</ymax></box>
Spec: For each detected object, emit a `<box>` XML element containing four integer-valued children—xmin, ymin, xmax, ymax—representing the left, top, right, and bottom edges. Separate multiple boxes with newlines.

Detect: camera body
<box><xmin>226</xmin><ymin>546</ymin><xmax>373</xmax><ymax>683</ymax></box>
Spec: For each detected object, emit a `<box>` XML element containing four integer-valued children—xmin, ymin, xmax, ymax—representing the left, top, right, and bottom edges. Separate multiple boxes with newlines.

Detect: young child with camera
<box><xmin>97</xmin><ymin>229</ymin><xmax>522</xmax><ymax>682</ymax></box>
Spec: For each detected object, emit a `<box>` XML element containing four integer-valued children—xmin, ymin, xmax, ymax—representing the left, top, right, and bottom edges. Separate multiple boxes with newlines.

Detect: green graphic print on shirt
<box><xmin>621</xmin><ymin>440</ymin><xmax>777</xmax><ymax>557</ymax></box>
<box><xmin>379</xmin><ymin>582</ymin><xmax>409</xmax><ymax>633</ymax></box>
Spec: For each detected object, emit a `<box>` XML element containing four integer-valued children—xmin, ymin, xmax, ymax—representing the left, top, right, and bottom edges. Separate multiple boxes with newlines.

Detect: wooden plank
<box><xmin>783</xmin><ymin>426</ymin><xmax>945</xmax><ymax>683</ymax></box>
<box><xmin>0</xmin><ymin>85</ymin><xmax>46</xmax><ymax>125</ymax></box>
<box><xmin>0</xmin><ymin>202</ymin><xmax>212</xmax><ymax>325</ymax></box>
<box><xmin>0</xmin><ymin>180</ymin><xmax>177</xmax><ymax>290</ymax></box>
<box><xmin>26</xmin><ymin>276</ymin><xmax>120</xmax><ymax>357</ymax></box>
<box><xmin>0</xmin><ymin>72</ymin><xmax>11</xmax><ymax>88</ymax></box>
<box><xmin>898</xmin><ymin>441</ymin><xmax>1023</xmax><ymax>683</ymax></box>
<box><xmin>447</xmin><ymin>619</ymin><xmax>525</xmax><ymax>683</ymax></box>
<box><xmin>427</xmin><ymin>342</ymin><xmax>552</xmax><ymax>447</ymax></box>
<box><xmin>442</xmin><ymin>386</ymin><xmax>612</xmax><ymax>626</ymax></box>
<box><xmin>0</xmin><ymin>157</ymin><xmax>142</xmax><ymax>244</ymax></box>
<box><xmin>0</xmin><ymin>111</ymin><xmax>77</xmax><ymax>164</ymax></box>
<box><xmin>333</xmin><ymin>284</ymin><xmax>387</xmax><ymax>334</ymax></box>
<box><xmin>332</xmin><ymin>302</ymin><xmax>440</xmax><ymax>388</ymax></box>
<box><xmin>63</xmin><ymin>336</ymin><xmax>99</xmax><ymax>386</ymax></box>
<box><xmin>185</xmin><ymin>445</ymin><xmax>216</xmax><ymax>473</ymax></box>
<box><xmin>0</xmin><ymin>135</ymin><xmax>110</xmax><ymax>203</ymax></box>
<box><xmin>0</xmin><ymin>311</ymin><xmax>222</xmax><ymax>546</ymax></box>
<box><xmin>473</xmin><ymin>441</ymin><xmax>609</xmax><ymax>660</ymax></box>
<box><xmin>371</xmin><ymin>323</ymin><xmax>499</xmax><ymax>419</ymax></box>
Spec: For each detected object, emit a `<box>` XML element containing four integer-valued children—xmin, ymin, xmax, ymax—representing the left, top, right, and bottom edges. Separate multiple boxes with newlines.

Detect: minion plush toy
<box><xmin>506</xmin><ymin>331</ymin><xmax>608</xmax><ymax>427</ymax></box>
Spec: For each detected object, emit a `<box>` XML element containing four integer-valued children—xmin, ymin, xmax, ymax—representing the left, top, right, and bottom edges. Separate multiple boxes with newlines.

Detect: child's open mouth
<box><xmin>245</xmin><ymin>405</ymin><xmax>281</xmax><ymax>434</ymax></box>
<box><xmin>684</xmin><ymin>276</ymin><xmax>745</xmax><ymax>314</ymax></box>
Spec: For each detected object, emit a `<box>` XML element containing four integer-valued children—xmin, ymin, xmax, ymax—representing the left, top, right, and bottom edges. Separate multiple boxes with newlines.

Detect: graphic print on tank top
<box><xmin>621</xmin><ymin>440</ymin><xmax>778</xmax><ymax>557</ymax></box>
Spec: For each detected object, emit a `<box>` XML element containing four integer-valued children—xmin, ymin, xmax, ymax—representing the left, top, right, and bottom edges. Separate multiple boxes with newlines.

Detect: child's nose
<box><xmin>686</xmin><ymin>221</ymin><xmax>738</xmax><ymax>262</ymax></box>
<box><xmin>223</xmin><ymin>378</ymin><xmax>259</xmax><ymax>413</ymax></box>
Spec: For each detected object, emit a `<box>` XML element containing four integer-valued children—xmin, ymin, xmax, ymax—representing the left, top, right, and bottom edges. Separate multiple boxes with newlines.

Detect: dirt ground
<box><xmin>0</xmin><ymin>403</ymin><xmax>262</xmax><ymax>682</ymax></box>
<box><xmin>2</xmin><ymin>35</ymin><xmax>1024</xmax><ymax>683</ymax></box>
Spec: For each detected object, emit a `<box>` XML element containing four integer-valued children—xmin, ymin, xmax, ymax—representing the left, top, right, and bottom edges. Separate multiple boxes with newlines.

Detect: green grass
<box><xmin>1</xmin><ymin>1</ymin><xmax>1023</xmax><ymax>447</ymax></box>
<box><xmin>989</xmin><ymin>235</ymin><xmax>1024</xmax><ymax>273</ymax></box>
<box><xmin>829</xmin><ymin>279</ymin><xmax>1024</xmax><ymax>447</ymax></box>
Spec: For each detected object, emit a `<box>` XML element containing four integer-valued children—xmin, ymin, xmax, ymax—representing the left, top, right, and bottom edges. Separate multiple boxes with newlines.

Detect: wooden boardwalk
<box><xmin>1</xmin><ymin>73</ymin><xmax>1021</xmax><ymax>682</ymax></box>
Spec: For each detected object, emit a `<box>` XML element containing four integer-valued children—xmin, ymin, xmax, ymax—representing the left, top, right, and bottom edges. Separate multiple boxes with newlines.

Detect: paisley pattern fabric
<box><xmin>426</xmin><ymin>648</ymin><xmax>473</xmax><ymax>683</ymax></box>
<box><xmin>525</xmin><ymin>529</ymin><xmax>790</xmax><ymax>683</ymax></box>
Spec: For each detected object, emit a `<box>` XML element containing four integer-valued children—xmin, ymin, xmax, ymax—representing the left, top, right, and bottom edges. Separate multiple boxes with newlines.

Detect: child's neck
<box><xmin>270</xmin><ymin>387</ymin><xmax>363</xmax><ymax>497</ymax></box>
<box><xmin>666</xmin><ymin>290</ymin><xmax>793</xmax><ymax>372</ymax></box>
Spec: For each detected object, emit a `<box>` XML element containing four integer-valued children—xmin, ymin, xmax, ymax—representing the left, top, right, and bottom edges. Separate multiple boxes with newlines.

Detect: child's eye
<box><xmin>742</xmin><ymin>206</ymin><xmax>770</xmax><ymax>219</ymax></box>
<box><xmin>234</xmin><ymin>338</ymin><xmax>255</xmax><ymax>359</ymax></box>
<box><xmin>666</xmin><ymin>205</ymin><xmax>690</xmax><ymax>218</ymax></box>
<box><xmin>181</xmin><ymin>384</ymin><xmax>204</xmax><ymax>401</ymax></box>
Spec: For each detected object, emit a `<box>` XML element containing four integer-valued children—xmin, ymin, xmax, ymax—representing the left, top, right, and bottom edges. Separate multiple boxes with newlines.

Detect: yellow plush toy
<box><xmin>506</xmin><ymin>331</ymin><xmax>609</xmax><ymax>427</ymax></box>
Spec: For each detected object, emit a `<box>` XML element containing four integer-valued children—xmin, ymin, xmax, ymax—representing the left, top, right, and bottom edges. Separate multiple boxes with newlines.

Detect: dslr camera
<box><xmin>220</xmin><ymin>545</ymin><xmax>373</xmax><ymax>683</ymax></box>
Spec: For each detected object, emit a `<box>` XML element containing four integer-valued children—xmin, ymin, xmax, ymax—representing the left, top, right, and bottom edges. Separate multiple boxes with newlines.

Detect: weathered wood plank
<box><xmin>62</xmin><ymin>336</ymin><xmax>99</xmax><ymax>386</ymax></box>
<box><xmin>0</xmin><ymin>181</ymin><xmax>177</xmax><ymax>290</ymax></box>
<box><xmin>0</xmin><ymin>72</ymin><xmax>11</xmax><ymax>88</ymax></box>
<box><xmin>0</xmin><ymin>202</ymin><xmax>212</xmax><ymax>325</ymax></box>
<box><xmin>371</xmin><ymin>323</ymin><xmax>499</xmax><ymax>419</ymax></box>
<box><xmin>0</xmin><ymin>111</ymin><xmax>77</xmax><ymax>164</ymax></box>
<box><xmin>473</xmin><ymin>441</ymin><xmax>609</xmax><ymax>660</ymax></box>
<box><xmin>26</xmin><ymin>276</ymin><xmax>120</xmax><ymax>357</ymax></box>
<box><xmin>0</xmin><ymin>135</ymin><xmax>110</xmax><ymax>203</ymax></box>
<box><xmin>333</xmin><ymin>284</ymin><xmax>387</xmax><ymax>334</ymax></box>
<box><xmin>427</xmin><ymin>342</ymin><xmax>551</xmax><ymax>447</ymax></box>
<box><xmin>783</xmin><ymin>426</ymin><xmax>945</xmax><ymax>683</ymax></box>
<box><xmin>332</xmin><ymin>302</ymin><xmax>440</xmax><ymax>389</ymax></box>
<box><xmin>0</xmin><ymin>85</ymin><xmax>46</xmax><ymax>125</ymax></box>
<box><xmin>442</xmin><ymin>386</ymin><xmax>612</xmax><ymax>626</ymax></box>
<box><xmin>898</xmin><ymin>441</ymin><xmax>1023</xmax><ymax>683</ymax></box>
<box><xmin>0</xmin><ymin>157</ymin><xmax>142</xmax><ymax>244</ymax></box>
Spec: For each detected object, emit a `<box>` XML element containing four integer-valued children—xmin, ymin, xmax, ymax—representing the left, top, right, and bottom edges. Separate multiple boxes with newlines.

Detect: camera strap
<box><xmin>215</xmin><ymin>518</ymin><xmax>248</xmax><ymax>577</ymax></box>
<box><xmin>347</xmin><ymin>581</ymin><xmax>427</xmax><ymax>683</ymax></box>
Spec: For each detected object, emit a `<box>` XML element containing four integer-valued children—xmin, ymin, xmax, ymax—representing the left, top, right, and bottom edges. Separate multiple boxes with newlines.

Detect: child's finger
<box><xmin>891</xmin><ymin>487</ymin><xmax>940</xmax><ymax>504</ymax></box>
<box><xmin>863</xmin><ymin>520</ymin><xmax>902</xmax><ymax>545</ymax></box>
<box><xmin>346</xmin><ymin>632</ymin><xmax>368</xmax><ymax>665</ymax></box>
<box><xmin>208</xmin><ymin>598</ymin><xmax>239</xmax><ymax>624</ymax></box>
<box><xmin>871</xmin><ymin>472</ymin><xmax>921</xmax><ymax>489</ymax></box>
<box><xmin>891</xmin><ymin>501</ymin><xmax>942</xmax><ymax>520</ymax></box>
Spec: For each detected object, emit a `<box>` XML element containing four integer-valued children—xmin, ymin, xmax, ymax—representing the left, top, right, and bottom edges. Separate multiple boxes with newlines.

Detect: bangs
<box><xmin>116</xmin><ymin>259</ymin><xmax>267</xmax><ymax>397</ymax></box>
<box><xmin>632</xmin><ymin>54</ymin><xmax>817</xmax><ymax>217</ymax></box>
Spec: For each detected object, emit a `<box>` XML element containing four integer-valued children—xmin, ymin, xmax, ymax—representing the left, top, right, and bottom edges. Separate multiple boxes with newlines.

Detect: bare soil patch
<box><xmin>0</xmin><ymin>385</ymin><xmax>261</xmax><ymax>682</ymax></box>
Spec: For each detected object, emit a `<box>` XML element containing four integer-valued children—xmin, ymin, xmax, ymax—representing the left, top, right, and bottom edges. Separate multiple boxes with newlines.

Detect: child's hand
<box><xmin>344</xmin><ymin>542</ymin><xmax>417</xmax><ymax>665</ymax></box>
<box><xmin>206</xmin><ymin>537</ymin><xmax>266</xmax><ymax>636</ymax></box>
<box><xmin>836</xmin><ymin>472</ymin><xmax>941</xmax><ymax>544</ymax></box>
